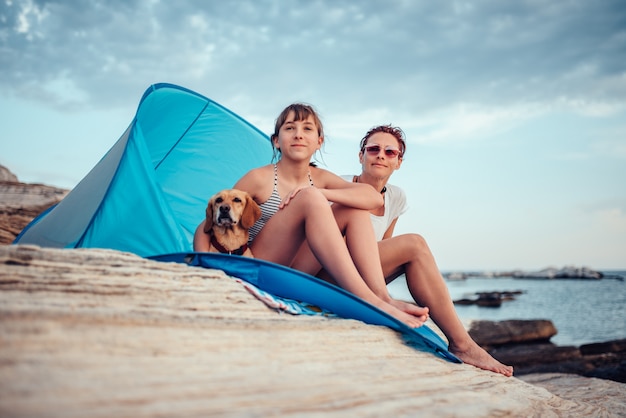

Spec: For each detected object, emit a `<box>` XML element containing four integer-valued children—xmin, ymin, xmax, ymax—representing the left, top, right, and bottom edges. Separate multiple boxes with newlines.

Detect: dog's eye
<box><xmin>215</xmin><ymin>197</ymin><xmax>224</xmax><ymax>203</ymax></box>
<box><xmin>233</xmin><ymin>197</ymin><xmax>242</xmax><ymax>203</ymax></box>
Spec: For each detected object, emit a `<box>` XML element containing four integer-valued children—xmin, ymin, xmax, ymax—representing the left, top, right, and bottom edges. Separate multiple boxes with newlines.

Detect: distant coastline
<box><xmin>443</xmin><ymin>266</ymin><xmax>625</xmax><ymax>281</ymax></box>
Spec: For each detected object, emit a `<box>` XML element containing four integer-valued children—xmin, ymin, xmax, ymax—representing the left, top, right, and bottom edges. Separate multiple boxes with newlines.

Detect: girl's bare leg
<box><xmin>290</xmin><ymin>204</ymin><xmax>428</xmax><ymax>322</ymax></box>
<box><xmin>330</xmin><ymin>204</ymin><xmax>429</xmax><ymax>321</ymax></box>
<box><xmin>379</xmin><ymin>233</ymin><xmax>514</xmax><ymax>376</ymax></box>
<box><xmin>250</xmin><ymin>188</ymin><xmax>424</xmax><ymax>328</ymax></box>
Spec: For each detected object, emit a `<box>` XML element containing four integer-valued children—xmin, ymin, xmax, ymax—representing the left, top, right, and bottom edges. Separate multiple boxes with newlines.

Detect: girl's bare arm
<box><xmin>313</xmin><ymin>168</ymin><xmax>383</xmax><ymax>209</ymax></box>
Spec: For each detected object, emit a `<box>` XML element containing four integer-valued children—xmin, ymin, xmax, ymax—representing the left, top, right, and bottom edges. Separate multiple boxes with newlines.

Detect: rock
<box><xmin>475</xmin><ymin>292</ymin><xmax>503</xmax><ymax>307</ymax></box>
<box><xmin>512</xmin><ymin>266</ymin><xmax>604</xmax><ymax>280</ymax></box>
<box><xmin>469</xmin><ymin>321</ymin><xmax>626</xmax><ymax>383</ymax></box>
<box><xmin>454</xmin><ymin>290</ymin><xmax>523</xmax><ymax>307</ymax></box>
<box><xmin>580</xmin><ymin>339</ymin><xmax>626</xmax><ymax>355</ymax></box>
<box><xmin>1</xmin><ymin>244</ymin><xmax>624</xmax><ymax>417</ymax></box>
<box><xmin>586</xmin><ymin>359</ymin><xmax>626</xmax><ymax>383</ymax></box>
<box><xmin>519</xmin><ymin>373</ymin><xmax>626</xmax><ymax>414</ymax></box>
<box><xmin>469</xmin><ymin>319</ymin><xmax>558</xmax><ymax>347</ymax></box>
<box><xmin>0</xmin><ymin>182</ymin><xmax>68</xmax><ymax>210</ymax></box>
<box><xmin>518</xmin><ymin>349</ymin><xmax>626</xmax><ymax>383</ymax></box>
<box><xmin>0</xmin><ymin>165</ymin><xmax>18</xmax><ymax>182</ymax></box>
<box><xmin>491</xmin><ymin>344</ymin><xmax>583</xmax><ymax>371</ymax></box>
<box><xmin>444</xmin><ymin>272</ymin><xmax>467</xmax><ymax>280</ymax></box>
<box><xmin>0</xmin><ymin>165</ymin><xmax>69</xmax><ymax>245</ymax></box>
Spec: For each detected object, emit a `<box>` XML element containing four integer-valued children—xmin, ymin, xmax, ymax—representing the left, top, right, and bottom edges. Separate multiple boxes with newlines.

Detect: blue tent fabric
<box><xmin>15</xmin><ymin>83</ymin><xmax>273</xmax><ymax>256</ymax></box>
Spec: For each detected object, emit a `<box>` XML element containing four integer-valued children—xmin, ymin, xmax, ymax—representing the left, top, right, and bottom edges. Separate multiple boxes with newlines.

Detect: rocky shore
<box><xmin>469</xmin><ymin>320</ymin><xmax>626</xmax><ymax>383</ymax></box>
<box><xmin>2</xmin><ymin>244</ymin><xmax>626</xmax><ymax>417</ymax></box>
<box><xmin>1</xmin><ymin>165</ymin><xmax>625</xmax><ymax>416</ymax></box>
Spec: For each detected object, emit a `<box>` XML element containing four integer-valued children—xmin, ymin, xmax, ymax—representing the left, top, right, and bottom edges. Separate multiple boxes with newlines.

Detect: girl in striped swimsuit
<box><xmin>195</xmin><ymin>103</ymin><xmax>429</xmax><ymax>329</ymax></box>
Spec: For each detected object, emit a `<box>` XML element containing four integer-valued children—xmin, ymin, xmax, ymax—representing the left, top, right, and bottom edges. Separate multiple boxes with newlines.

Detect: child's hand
<box><xmin>279</xmin><ymin>186</ymin><xmax>313</xmax><ymax>208</ymax></box>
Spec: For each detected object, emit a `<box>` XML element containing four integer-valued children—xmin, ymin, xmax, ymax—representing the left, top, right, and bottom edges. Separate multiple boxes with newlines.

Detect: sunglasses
<box><xmin>364</xmin><ymin>144</ymin><xmax>401</xmax><ymax>158</ymax></box>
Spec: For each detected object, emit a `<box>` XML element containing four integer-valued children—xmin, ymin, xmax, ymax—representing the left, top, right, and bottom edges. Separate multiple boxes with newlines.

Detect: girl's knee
<box><xmin>291</xmin><ymin>187</ymin><xmax>332</xmax><ymax>212</ymax></box>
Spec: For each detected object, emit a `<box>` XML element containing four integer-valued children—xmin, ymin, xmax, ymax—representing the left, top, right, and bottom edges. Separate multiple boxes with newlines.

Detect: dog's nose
<box><xmin>219</xmin><ymin>205</ymin><xmax>230</xmax><ymax>214</ymax></box>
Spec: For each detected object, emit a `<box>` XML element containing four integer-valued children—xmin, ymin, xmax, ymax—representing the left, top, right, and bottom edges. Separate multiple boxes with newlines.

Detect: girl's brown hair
<box><xmin>271</xmin><ymin>103</ymin><xmax>324</xmax><ymax>163</ymax></box>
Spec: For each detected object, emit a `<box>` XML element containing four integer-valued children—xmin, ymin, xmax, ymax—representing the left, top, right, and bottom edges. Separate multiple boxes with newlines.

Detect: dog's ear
<box><xmin>203</xmin><ymin>197</ymin><xmax>215</xmax><ymax>233</ymax></box>
<box><xmin>241</xmin><ymin>194</ymin><xmax>261</xmax><ymax>229</ymax></box>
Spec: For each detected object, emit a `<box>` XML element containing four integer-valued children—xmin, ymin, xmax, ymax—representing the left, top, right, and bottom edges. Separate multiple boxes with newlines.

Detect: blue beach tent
<box><xmin>15</xmin><ymin>83</ymin><xmax>273</xmax><ymax>256</ymax></box>
<box><xmin>15</xmin><ymin>83</ymin><xmax>461</xmax><ymax>363</ymax></box>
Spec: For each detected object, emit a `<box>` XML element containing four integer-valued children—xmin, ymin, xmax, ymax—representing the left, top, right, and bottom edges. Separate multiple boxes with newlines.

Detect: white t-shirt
<box><xmin>341</xmin><ymin>175</ymin><xmax>409</xmax><ymax>241</ymax></box>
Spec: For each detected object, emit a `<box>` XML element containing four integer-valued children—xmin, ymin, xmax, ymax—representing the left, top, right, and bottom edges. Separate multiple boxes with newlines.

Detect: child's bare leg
<box><xmin>250</xmin><ymin>188</ymin><xmax>424</xmax><ymax>328</ymax></box>
<box><xmin>331</xmin><ymin>204</ymin><xmax>428</xmax><ymax>322</ymax></box>
<box><xmin>379</xmin><ymin>234</ymin><xmax>513</xmax><ymax>377</ymax></box>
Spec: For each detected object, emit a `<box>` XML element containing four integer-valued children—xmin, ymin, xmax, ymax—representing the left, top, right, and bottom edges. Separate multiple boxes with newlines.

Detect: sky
<box><xmin>1</xmin><ymin>0</ymin><xmax>625</xmax><ymax>271</ymax></box>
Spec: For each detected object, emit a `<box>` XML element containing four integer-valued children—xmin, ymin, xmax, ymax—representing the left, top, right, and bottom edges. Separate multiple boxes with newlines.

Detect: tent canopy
<box><xmin>15</xmin><ymin>83</ymin><xmax>273</xmax><ymax>257</ymax></box>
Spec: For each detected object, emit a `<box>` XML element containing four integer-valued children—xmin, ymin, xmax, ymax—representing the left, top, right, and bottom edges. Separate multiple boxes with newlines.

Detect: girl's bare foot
<box><xmin>449</xmin><ymin>340</ymin><xmax>514</xmax><ymax>377</ymax></box>
<box><xmin>390</xmin><ymin>299</ymin><xmax>429</xmax><ymax>322</ymax></box>
<box><xmin>374</xmin><ymin>300</ymin><xmax>427</xmax><ymax>328</ymax></box>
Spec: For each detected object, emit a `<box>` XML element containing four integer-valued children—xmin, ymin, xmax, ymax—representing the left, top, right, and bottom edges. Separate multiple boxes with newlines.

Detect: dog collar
<box><xmin>210</xmin><ymin>234</ymin><xmax>248</xmax><ymax>256</ymax></box>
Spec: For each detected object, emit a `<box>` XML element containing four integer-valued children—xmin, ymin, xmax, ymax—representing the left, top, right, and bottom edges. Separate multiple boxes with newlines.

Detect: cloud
<box><xmin>398</xmin><ymin>102</ymin><xmax>543</xmax><ymax>145</ymax></box>
<box><xmin>1</xmin><ymin>0</ymin><xmax>624</xmax><ymax>116</ymax></box>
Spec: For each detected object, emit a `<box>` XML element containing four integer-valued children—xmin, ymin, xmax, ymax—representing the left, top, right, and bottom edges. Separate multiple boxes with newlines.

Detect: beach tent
<box><xmin>14</xmin><ymin>83</ymin><xmax>273</xmax><ymax>256</ymax></box>
<box><xmin>14</xmin><ymin>83</ymin><xmax>461</xmax><ymax>363</ymax></box>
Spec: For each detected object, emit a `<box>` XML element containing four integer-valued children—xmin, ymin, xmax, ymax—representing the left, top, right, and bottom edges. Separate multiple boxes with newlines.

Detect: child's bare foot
<box><xmin>390</xmin><ymin>299</ymin><xmax>429</xmax><ymax>322</ymax></box>
<box><xmin>375</xmin><ymin>300</ymin><xmax>427</xmax><ymax>329</ymax></box>
<box><xmin>449</xmin><ymin>340</ymin><xmax>514</xmax><ymax>377</ymax></box>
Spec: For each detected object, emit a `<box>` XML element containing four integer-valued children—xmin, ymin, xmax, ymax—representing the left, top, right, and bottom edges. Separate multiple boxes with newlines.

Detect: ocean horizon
<box><xmin>388</xmin><ymin>270</ymin><xmax>626</xmax><ymax>347</ymax></box>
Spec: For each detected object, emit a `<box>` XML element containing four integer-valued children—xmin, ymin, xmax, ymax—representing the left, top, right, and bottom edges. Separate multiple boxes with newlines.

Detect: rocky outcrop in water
<box><xmin>446</xmin><ymin>267</ymin><xmax>623</xmax><ymax>280</ymax></box>
<box><xmin>512</xmin><ymin>266</ymin><xmax>605</xmax><ymax>280</ymax></box>
<box><xmin>454</xmin><ymin>290</ymin><xmax>524</xmax><ymax>307</ymax></box>
<box><xmin>470</xmin><ymin>319</ymin><xmax>558</xmax><ymax>346</ymax></box>
<box><xmin>469</xmin><ymin>320</ymin><xmax>626</xmax><ymax>383</ymax></box>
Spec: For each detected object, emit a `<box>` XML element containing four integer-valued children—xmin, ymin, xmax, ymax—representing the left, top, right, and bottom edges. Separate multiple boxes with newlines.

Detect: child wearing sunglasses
<box><xmin>340</xmin><ymin>124</ymin><xmax>513</xmax><ymax>377</ymax></box>
<box><xmin>194</xmin><ymin>104</ymin><xmax>429</xmax><ymax>329</ymax></box>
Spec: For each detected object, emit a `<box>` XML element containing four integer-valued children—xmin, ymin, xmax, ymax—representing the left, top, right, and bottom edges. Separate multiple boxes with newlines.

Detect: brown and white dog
<box><xmin>202</xmin><ymin>189</ymin><xmax>261</xmax><ymax>257</ymax></box>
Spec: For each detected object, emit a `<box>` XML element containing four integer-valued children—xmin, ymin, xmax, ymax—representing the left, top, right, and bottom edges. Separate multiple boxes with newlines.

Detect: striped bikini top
<box><xmin>247</xmin><ymin>164</ymin><xmax>314</xmax><ymax>244</ymax></box>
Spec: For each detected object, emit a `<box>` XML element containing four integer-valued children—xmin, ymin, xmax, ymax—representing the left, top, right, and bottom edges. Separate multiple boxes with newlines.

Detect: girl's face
<box><xmin>359</xmin><ymin>132</ymin><xmax>403</xmax><ymax>177</ymax></box>
<box><xmin>274</xmin><ymin>112</ymin><xmax>323</xmax><ymax>160</ymax></box>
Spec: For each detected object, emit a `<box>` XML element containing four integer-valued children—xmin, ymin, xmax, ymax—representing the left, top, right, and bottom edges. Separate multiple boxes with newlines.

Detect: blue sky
<box><xmin>1</xmin><ymin>0</ymin><xmax>625</xmax><ymax>270</ymax></box>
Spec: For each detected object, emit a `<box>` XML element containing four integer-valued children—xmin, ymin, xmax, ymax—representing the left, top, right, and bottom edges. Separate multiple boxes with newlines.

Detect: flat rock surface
<box><xmin>1</xmin><ymin>245</ymin><xmax>624</xmax><ymax>417</ymax></box>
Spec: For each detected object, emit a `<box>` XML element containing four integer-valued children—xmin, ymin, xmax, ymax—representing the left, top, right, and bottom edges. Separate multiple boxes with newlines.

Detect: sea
<box><xmin>387</xmin><ymin>270</ymin><xmax>626</xmax><ymax>347</ymax></box>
